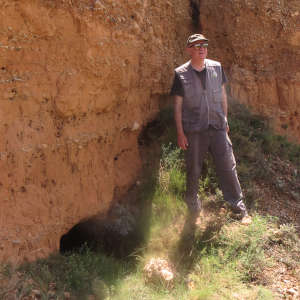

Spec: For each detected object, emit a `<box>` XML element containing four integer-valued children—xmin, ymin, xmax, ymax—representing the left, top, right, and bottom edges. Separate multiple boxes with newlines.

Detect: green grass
<box><xmin>12</xmin><ymin>248</ymin><xmax>134</xmax><ymax>299</ymax></box>
<box><xmin>228</xmin><ymin>100</ymin><xmax>300</xmax><ymax>165</ymax></box>
<box><xmin>1</xmin><ymin>102</ymin><xmax>300</xmax><ymax>299</ymax></box>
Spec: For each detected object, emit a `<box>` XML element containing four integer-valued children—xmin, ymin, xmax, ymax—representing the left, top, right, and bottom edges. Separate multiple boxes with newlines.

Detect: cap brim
<box><xmin>187</xmin><ymin>39</ymin><xmax>209</xmax><ymax>46</ymax></box>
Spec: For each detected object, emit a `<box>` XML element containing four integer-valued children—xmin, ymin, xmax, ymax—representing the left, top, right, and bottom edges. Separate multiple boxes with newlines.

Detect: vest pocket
<box><xmin>184</xmin><ymin>96</ymin><xmax>198</xmax><ymax>109</ymax></box>
<box><xmin>183</xmin><ymin>82</ymin><xmax>198</xmax><ymax>108</ymax></box>
<box><xmin>212</xmin><ymin>88</ymin><xmax>223</xmax><ymax>103</ymax></box>
<box><xmin>183</xmin><ymin>81</ymin><xmax>195</xmax><ymax>98</ymax></box>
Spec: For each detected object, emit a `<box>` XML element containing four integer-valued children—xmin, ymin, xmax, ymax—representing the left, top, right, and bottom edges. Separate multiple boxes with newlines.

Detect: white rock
<box><xmin>132</xmin><ymin>121</ymin><xmax>140</xmax><ymax>131</ymax></box>
<box><xmin>287</xmin><ymin>288</ymin><xmax>298</xmax><ymax>295</ymax></box>
<box><xmin>161</xmin><ymin>269</ymin><xmax>173</xmax><ymax>281</ymax></box>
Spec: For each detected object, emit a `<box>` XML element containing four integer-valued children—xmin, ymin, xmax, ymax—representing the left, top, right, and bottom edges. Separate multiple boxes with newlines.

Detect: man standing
<box><xmin>171</xmin><ymin>33</ymin><xmax>251</xmax><ymax>225</ymax></box>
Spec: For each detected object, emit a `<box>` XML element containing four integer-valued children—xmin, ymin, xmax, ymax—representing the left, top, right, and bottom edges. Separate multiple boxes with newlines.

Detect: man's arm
<box><xmin>174</xmin><ymin>95</ymin><xmax>188</xmax><ymax>150</ymax></box>
<box><xmin>222</xmin><ymin>85</ymin><xmax>229</xmax><ymax>132</ymax></box>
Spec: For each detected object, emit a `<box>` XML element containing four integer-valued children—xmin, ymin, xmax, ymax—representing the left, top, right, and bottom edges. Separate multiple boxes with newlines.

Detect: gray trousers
<box><xmin>185</xmin><ymin>127</ymin><xmax>247</xmax><ymax>214</ymax></box>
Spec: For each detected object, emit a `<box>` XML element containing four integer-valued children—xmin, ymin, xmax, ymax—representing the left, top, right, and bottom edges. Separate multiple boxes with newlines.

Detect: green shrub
<box><xmin>160</xmin><ymin>142</ymin><xmax>184</xmax><ymax>171</ymax></box>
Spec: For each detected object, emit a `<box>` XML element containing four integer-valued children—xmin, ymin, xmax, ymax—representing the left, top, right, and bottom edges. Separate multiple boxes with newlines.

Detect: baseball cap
<box><xmin>186</xmin><ymin>34</ymin><xmax>209</xmax><ymax>46</ymax></box>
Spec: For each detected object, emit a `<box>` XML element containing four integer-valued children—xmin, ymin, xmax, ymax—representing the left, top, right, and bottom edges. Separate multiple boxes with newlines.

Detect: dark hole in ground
<box><xmin>138</xmin><ymin>107</ymin><xmax>173</xmax><ymax>146</ymax></box>
<box><xmin>60</xmin><ymin>109</ymin><xmax>169</xmax><ymax>258</ymax></box>
<box><xmin>60</xmin><ymin>185</ymin><xmax>152</xmax><ymax>259</ymax></box>
<box><xmin>138</xmin><ymin>119</ymin><xmax>165</xmax><ymax>146</ymax></box>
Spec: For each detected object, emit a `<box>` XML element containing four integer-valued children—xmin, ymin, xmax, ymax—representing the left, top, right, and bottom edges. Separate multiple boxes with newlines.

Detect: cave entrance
<box><xmin>59</xmin><ymin>201</ymin><xmax>149</xmax><ymax>259</ymax></box>
<box><xmin>60</xmin><ymin>111</ymin><xmax>163</xmax><ymax>258</ymax></box>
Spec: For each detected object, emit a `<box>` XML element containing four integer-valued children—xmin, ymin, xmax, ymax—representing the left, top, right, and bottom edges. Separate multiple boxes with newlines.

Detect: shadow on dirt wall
<box><xmin>59</xmin><ymin>105</ymin><xmax>171</xmax><ymax>258</ymax></box>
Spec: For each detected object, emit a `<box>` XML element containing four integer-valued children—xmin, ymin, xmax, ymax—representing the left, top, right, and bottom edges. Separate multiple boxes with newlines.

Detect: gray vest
<box><xmin>175</xmin><ymin>59</ymin><xmax>227</xmax><ymax>132</ymax></box>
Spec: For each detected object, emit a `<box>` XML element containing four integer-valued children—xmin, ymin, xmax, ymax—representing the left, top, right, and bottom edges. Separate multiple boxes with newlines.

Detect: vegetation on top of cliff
<box><xmin>0</xmin><ymin>101</ymin><xmax>300</xmax><ymax>299</ymax></box>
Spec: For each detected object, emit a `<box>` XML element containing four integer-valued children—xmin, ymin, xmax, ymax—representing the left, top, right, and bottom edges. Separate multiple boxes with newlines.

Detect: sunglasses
<box><xmin>189</xmin><ymin>43</ymin><xmax>208</xmax><ymax>49</ymax></box>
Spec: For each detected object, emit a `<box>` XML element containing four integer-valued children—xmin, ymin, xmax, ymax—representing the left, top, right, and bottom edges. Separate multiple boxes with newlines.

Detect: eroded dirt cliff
<box><xmin>0</xmin><ymin>0</ymin><xmax>192</xmax><ymax>263</ymax></box>
<box><xmin>1</xmin><ymin>0</ymin><xmax>299</xmax><ymax>264</ymax></box>
<box><xmin>200</xmin><ymin>0</ymin><xmax>300</xmax><ymax>142</ymax></box>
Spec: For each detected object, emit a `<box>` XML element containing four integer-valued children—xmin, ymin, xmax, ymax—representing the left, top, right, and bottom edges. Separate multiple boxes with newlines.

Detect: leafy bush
<box><xmin>160</xmin><ymin>142</ymin><xmax>184</xmax><ymax>171</ymax></box>
<box><xmin>229</xmin><ymin>101</ymin><xmax>300</xmax><ymax>165</ymax></box>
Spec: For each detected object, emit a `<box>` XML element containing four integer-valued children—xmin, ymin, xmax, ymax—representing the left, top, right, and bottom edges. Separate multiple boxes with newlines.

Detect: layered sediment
<box><xmin>1</xmin><ymin>0</ymin><xmax>299</xmax><ymax>264</ymax></box>
<box><xmin>0</xmin><ymin>0</ymin><xmax>192</xmax><ymax>263</ymax></box>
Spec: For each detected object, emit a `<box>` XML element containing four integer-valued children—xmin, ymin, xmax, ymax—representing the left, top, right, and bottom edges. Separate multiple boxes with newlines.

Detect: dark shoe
<box><xmin>232</xmin><ymin>200</ymin><xmax>252</xmax><ymax>225</ymax></box>
<box><xmin>231</xmin><ymin>200</ymin><xmax>248</xmax><ymax>217</ymax></box>
<box><xmin>236</xmin><ymin>200</ymin><xmax>248</xmax><ymax>215</ymax></box>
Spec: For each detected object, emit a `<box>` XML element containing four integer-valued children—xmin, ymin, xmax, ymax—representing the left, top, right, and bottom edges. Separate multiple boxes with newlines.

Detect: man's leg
<box><xmin>209</xmin><ymin>129</ymin><xmax>248</xmax><ymax>217</ymax></box>
<box><xmin>185</xmin><ymin>131</ymin><xmax>209</xmax><ymax>216</ymax></box>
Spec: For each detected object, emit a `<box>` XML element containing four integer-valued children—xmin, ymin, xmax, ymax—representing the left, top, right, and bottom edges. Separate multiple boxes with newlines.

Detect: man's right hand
<box><xmin>177</xmin><ymin>132</ymin><xmax>188</xmax><ymax>150</ymax></box>
<box><xmin>174</xmin><ymin>95</ymin><xmax>188</xmax><ymax>150</ymax></box>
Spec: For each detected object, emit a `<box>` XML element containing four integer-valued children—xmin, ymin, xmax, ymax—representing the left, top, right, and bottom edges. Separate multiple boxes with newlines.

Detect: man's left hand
<box><xmin>226</xmin><ymin>124</ymin><xmax>230</xmax><ymax>133</ymax></box>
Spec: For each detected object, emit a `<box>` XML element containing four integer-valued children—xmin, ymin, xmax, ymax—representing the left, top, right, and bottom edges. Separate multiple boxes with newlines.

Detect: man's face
<box><xmin>186</xmin><ymin>41</ymin><xmax>208</xmax><ymax>60</ymax></box>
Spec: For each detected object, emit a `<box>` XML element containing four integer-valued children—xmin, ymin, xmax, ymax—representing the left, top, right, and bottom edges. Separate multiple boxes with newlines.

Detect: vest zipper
<box><xmin>205</xmin><ymin>92</ymin><xmax>210</xmax><ymax>127</ymax></box>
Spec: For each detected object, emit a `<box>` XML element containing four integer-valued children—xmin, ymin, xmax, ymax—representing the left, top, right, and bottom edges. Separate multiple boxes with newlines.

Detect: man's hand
<box><xmin>226</xmin><ymin>123</ymin><xmax>230</xmax><ymax>133</ymax></box>
<box><xmin>177</xmin><ymin>132</ymin><xmax>188</xmax><ymax>150</ymax></box>
<box><xmin>174</xmin><ymin>95</ymin><xmax>188</xmax><ymax>150</ymax></box>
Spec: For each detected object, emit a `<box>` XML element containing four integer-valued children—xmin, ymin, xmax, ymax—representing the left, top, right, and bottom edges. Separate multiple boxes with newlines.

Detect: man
<box><xmin>171</xmin><ymin>33</ymin><xmax>251</xmax><ymax>225</ymax></box>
